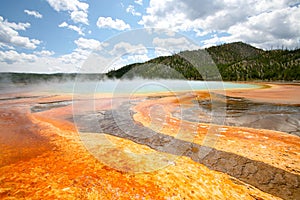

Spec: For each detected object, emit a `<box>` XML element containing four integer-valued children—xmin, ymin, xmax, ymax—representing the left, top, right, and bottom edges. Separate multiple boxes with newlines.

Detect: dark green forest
<box><xmin>208</xmin><ymin>42</ymin><xmax>300</xmax><ymax>81</ymax></box>
<box><xmin>108</xmin><ymin>42</ymin><xmax>300</xmax><ymax>81</ymax></box>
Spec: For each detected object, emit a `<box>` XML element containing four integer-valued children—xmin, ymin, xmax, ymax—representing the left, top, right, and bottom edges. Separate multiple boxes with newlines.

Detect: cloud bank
<box><xmin>139</xmin><ymin>0</ymin><xmax>300</xmax><ymax>49</ymax></box>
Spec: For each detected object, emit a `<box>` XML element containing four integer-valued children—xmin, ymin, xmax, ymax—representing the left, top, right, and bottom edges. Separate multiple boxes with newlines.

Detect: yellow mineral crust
<box><xmin>0</xmin><ymin>101</ymin><xmax>278</xmax><ymax>199</ymax></box>
<box><xmin>133</xmin><ymin>92</ymin><xmax>300</xmax><ymax>175</ymax></box>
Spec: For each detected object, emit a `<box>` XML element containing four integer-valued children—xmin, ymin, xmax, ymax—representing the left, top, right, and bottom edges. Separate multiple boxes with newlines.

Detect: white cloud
<box><xmin>78</xmin><ymin>41</ymin><xmax>150</xmax><ymax>73</ymax></box>
<box><xmin>59</xmin><ymin>50</ymin><xmax>87</xmax><ymax>65</ymax></box>
<box><xmin>201</xmin><ymin>34</ymin><xmax>225</xmax><ymax>48</ymax></box>
<box><xmin>109</xmin><ymin>42</ymin><xmax>148</xmax><ymax>56</ymax></box>
<box><xmin>0</xmin><ymin>37</ymin><xmax>103</xmax><ymax>72</ymax></box>
<box><xmin>58</xmin><ymin>22</ymin><xmax>67</xmax><ymax>27</ymax></box>
<box><xmin>0</xmin><ymin>43</ymin><xmax>14</xmax><ymax>50</ymax></box>
<box><xmin>70</xmin><ymin>10</ymin><xmax>88</xmax><ymax>24</ymax></box>
<box><xmin>58</xmin><ymin>37</ymin><xmax>105</xmax><ymax>68</ymax></box>
<box><xmin>58</xmin><ymin>22</ymin><xmax>85</xmax><ymax>35</ymax></box>
<box><xmin>24</xmin><ymin>10</ymin><xmax>43</xmax><ymax>18</ymax></box>
<box><xmin>0</xmin><ymin>50</ymin><xmax>37</xmax><ymax>64</ymax></box>
<box><xmin>46</xmin><ymin>0</ymin><xmax>88</xmax><ymax>12</ymax></box>
<box><xmin>0</xmin><ymin>16</ymin><xmax>40</xmax><ymax>49</ymax></box>
<box><xmin>0</xmin><ymin>31</ymin><xmax>106</xmax><ymax>73</ymax></box>
<box><xmin>139</xmin><ymin>0</ymin><xmax>300</xmax><ymax>49</ymax></box>
<box><xmin>108</xmin><ymin>54</ymin><xmax>150</xmax><ymax>71</ymax></box>
<box><xmin>134</xmin><ymin>0</ymin><xmax>143</xmax><ymax>6</ymax></box>
<box><xmin>34</xmin><ymin>50</ymin><xmax>55</xmax><ymax>57</ymax></box>
<box><xmin>74</xmin><ymin>37</ymin><xmax>101</xmax><ymax>50</ymax></box>
<box><xmin>0</xmin><ymin>16</ymin><xmax>30</xmax><ymax>31</ymax></box>
<box><xmin>152</xmin><ymin>37</ymin><xmax>199</xmax><ymax>54</ymax></box>
<box><xmin>0</xmin><ymin>54</ymin><xmax>78</xmax><ymax>73</ymax></box>
<box><xmin>126</xmin><ymin>5</ymin><xmax>141</xmax><ymax>16</ymax></box>
<box><xmin>85</xmin><ymin>42</ymin><xmax>149</xmax><ymax>72</ymax></box>
<box><xmin>212</xmin><ymin>6</ymin><xmax>300</xmax><ymax>49</ymax></box>
<box><xmin>153</xmin><ymin>47</ymin><xmax>173</xmax><ymax>57</ymax></box>
<box><xmin>138</xmin><ymin>0</ymin><xmax>212</xmax><ymax>31</ymax></box>
<box><xmin>127</xmin><ymin>54</ymin><xmax>149</xmax><ymax>63</ymax></box>
<box><xmin>0</xmin><ymin>38</ymin><xmax>149</xmax><ymax>73</ymax></box>
<box><xmin>96</xmin><ymin>17</ymin><xmax>130</xmax><ymax>31</ymax></box>
<box><xmin>46</xmin><ymin>0</ymin><xmax>89</xmax><ymax>24</ymax></box>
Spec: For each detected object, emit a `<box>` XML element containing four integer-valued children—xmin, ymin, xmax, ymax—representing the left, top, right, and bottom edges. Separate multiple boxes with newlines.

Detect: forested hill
<box><xmin>108</xmin><ymin>42</ymin><xmax>300</xmax><ymax>81</ymax></box>
<box><xmin>1</xmin><ymin>42</ymin><xmax>299</xmax><ymax>83</ymax></box>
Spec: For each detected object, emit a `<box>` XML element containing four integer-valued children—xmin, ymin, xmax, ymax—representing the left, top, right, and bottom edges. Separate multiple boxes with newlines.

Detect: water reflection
<box><xmin>175</xmin><ymin>94</ymin><xmax>300</xmax><ymax>136</ymax></box>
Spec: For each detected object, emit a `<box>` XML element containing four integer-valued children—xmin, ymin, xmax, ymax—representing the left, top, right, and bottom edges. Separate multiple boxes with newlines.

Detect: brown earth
<box><xmin>215</xmin><ymin>82</ymin><xmax>300</xmax><ymax>105</ymax></box>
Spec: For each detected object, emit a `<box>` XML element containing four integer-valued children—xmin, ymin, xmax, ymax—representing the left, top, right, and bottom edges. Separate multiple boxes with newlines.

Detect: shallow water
<box><xmin>38</xmin><ymin>80</ymin><xmax>260</xmax><ymax>94</ymax></box>
<box><xmin>174</xmin><ymin>95</ymin><xmax>300</xmax><ymax>136</ymax></box>
<box><xmin>3</xmin><ymin>80</ymin><xmax>296</xmax><ymax>136</ymax></box>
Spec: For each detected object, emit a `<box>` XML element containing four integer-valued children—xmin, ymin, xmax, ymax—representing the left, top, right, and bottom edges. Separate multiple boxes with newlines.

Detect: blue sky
<box><xmin>0</xmin><ymin>0</ymin><xmax>299</xmax><ymax>73</ymax></box>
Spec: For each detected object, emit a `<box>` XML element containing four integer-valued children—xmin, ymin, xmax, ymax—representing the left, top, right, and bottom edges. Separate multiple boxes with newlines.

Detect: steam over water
<box><xmin>34</xmin><ymin>79</ymin><xmax>260</xmax><ymax>94</ymax></box>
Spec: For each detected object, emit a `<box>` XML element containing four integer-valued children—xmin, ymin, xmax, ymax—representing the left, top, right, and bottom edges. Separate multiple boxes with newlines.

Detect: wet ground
<box><xmin>73</xmin><ymin>99</ymin><xmax>300</xmax><ymax>199</ymax></box>
<box><xmin>29</xmin><ymin>93</ymin><xmax>300</xmax><ymax>136</ymax></box>
<box><xmin>0</xmin><ymin>107</ymin><xmax>54</xmax><ymax>167</ymax></box>
<box><xmin>172</xmin><ymin>94</ymin><xmax>300</xmax><ymax>136</ymax></box>
<box><xmin>0</xmin><ymin>82</ymin><xmax>300</xmax><ymax>199</ymax></box>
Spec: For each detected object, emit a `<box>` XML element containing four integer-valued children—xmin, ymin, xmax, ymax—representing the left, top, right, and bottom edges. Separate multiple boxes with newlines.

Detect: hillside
<box><xmin>1</xmin><ymin>42</ymin><xmax>299</xmax><ymax>83</ymax></box>
<box><xmin>108</xmin><ymin>42</ymin><xmax>300</xmax><ymax>81</ymax></box>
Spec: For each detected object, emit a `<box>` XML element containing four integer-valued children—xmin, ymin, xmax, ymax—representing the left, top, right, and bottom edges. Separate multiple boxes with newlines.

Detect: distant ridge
<box><xmin>0</xmin><ymin>73</ymin><xmax>105</xmax><ymax>84</ymax></box>
<box><xmin>1</xmin><ymin>42</ymin><xmax>299</xmax><ymax>83</ymax></box>
<box><xmin>206</xmin><ymin>42</ymin><xmax>264</xmax><ymax>64</ymax></box>
<box><xmin>108</xmin><ymin>42</ymin><xmax>300</xmax><ymax>81</ymax></box>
